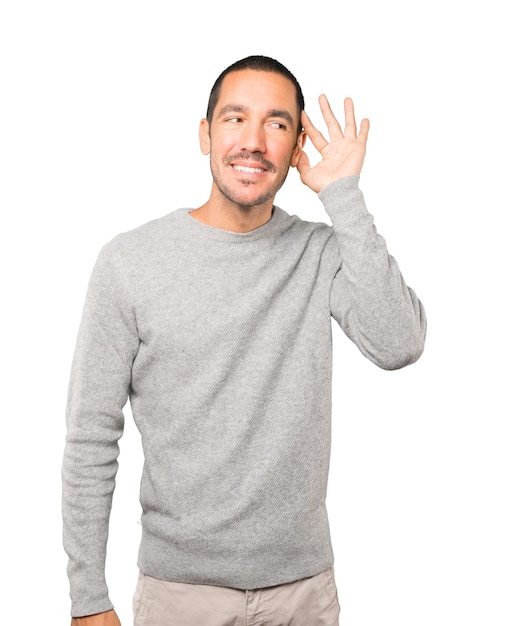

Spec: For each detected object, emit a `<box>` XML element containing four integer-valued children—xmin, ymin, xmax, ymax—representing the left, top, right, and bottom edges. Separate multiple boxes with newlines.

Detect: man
<box><xmin>63</xmin><ymin>55</ymin><xmax>426</xmax><ymax>625</ymax></box>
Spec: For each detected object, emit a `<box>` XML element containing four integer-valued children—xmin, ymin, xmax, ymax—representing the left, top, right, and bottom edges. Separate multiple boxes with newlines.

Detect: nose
<box><xmin>240</xmin><ymin>121</ymin><xmax>266</xmax><ymax>153</ymax></box>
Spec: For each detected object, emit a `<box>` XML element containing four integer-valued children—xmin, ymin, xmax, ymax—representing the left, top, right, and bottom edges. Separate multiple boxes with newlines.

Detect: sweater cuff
<box><xmin>318</xmin><ymin>175</ymin><xmax>370</xmax><ymax>232</ymax></box>
<box><xmin>71</xmin><ymin>597</ymin><xmax>114</xmax><ymax>619</ymax></box>
<box><xmin>318</xmin><ymin>175</ymin><xmax>360</xmax><ymax>203</ymax></box>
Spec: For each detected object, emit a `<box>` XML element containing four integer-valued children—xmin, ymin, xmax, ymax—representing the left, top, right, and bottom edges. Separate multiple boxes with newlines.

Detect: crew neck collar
<box><xmin>179</xmin><ymin>206</ymin><xmax>287</xmax><ymax>243</ymax></box>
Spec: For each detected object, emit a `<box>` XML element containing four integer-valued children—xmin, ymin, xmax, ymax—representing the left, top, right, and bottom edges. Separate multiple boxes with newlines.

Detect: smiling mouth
<box><xmin>225</xmin><ymin>152</ymin><xmax>275</xmax><ymax>174</ymax></box>
<box><xmin>232</xmin><ymin>164</ymin><xmax>266</xmax><ymax>174</ymax></box>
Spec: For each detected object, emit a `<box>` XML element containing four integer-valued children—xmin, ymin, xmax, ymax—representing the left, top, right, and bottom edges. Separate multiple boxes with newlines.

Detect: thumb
<box><xmin>296</xmin><ymin>150</ymin><xmax>311</xmax><ymax>178</ymax></box>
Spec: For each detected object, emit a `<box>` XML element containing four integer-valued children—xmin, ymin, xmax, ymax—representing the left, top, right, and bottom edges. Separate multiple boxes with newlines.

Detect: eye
<box><xmin>226</xmin><ymin>117</ymin><xmax>243</xmax><ymax>124</ymax></box>
<box><xmin>269</xmin><ymin>122</ymin><xmax>286</xmax><ymax>130</ymax></box>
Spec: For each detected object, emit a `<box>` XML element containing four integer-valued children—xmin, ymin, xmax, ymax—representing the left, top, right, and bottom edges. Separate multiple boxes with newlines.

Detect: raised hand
<box><xmin>297</xmin><ymin>95</ymin><xmax>369</xmax><ymax>193</ymax></box>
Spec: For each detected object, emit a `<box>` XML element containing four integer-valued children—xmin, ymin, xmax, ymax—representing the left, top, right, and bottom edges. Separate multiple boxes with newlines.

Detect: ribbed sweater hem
<box><xmin>137</xmin><ymin>528</ymin><xmax>335</xmax><ymax>590</ymax></box>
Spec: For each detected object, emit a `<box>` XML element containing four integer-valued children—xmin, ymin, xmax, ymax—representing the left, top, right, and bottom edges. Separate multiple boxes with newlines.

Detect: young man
<box><xmin>63</xmin><ymin>55</ymin><xmax>426</xmax><ymax>625</ymax></box>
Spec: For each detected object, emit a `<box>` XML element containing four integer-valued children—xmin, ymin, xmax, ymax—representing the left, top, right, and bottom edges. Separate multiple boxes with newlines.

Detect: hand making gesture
<box><xmin>297</xmin><ymin>95</ymin><xmax>370</xmax><ymax>193</ymax></box>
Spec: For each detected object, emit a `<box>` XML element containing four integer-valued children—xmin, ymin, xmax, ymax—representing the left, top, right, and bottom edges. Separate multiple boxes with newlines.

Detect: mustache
<box><xmin>223</xmin><ymin>151</ymin><xmax>276</xmax><ymax>173</ymax></box>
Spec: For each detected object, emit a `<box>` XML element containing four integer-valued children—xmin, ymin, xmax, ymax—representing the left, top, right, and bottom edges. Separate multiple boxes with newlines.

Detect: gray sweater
<box><xmin>62</xmin><ymin>176</ymin><xmax>426</xmax><ymax>617</ymax></box>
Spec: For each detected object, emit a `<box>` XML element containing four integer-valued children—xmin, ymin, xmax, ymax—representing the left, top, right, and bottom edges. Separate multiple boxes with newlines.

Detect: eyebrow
<box><xmin>216</xmin><ymin>104</ymin><xmax>295</xmax><ymax>128</ymax></box>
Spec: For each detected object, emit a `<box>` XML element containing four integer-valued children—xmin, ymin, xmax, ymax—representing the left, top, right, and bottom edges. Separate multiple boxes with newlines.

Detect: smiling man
<box><xmin>63</xmin><ymin>56</ymin><xmax>426</xmax><ymax>626</ymax></box>
<box><xmin>193</xmin><ymin>68</ymin><xmax>305</xmax><ymax>229</ymax></box>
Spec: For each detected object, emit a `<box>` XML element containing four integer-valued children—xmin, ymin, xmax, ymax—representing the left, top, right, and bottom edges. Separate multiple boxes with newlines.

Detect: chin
<box><xmin>221</xmin><ymin>186</ymin><xmax>275</xmax><ymax>210</ymax></box>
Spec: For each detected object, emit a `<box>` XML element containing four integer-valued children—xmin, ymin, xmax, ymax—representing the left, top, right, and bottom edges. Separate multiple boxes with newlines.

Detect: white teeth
<box><xmin>233</xmin><ymin>165</ymin><xmax>264</xmax><ymax>174</ymax></box>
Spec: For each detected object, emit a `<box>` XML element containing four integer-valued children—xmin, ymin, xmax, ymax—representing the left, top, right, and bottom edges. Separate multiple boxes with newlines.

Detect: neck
<box><xmin>190</xmin><ymin>187</ymin><xmax>274</xmax><ymax>233</ymax></box>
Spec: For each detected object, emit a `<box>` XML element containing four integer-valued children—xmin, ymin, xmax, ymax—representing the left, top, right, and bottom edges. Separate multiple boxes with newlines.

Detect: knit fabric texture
<box><xmin>62</xmin><ymin>176</ymin><xmax>426</xmax><ymax>617</ymax></box>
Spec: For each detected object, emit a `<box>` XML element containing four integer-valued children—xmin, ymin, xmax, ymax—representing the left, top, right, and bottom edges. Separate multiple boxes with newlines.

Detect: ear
<box><xmin>290</xmin><ymin>130</ymin><xmax>306</xmax><ymax>168</ymax></box>
<box><xmin>199</xmin><ymin>119</ymin><xmax>211</xmax><ymax>155</ymax></box>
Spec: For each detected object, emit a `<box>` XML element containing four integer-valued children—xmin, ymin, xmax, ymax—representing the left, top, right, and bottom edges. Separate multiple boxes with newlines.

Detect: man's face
<box><xmin>200</xmin><ymin>69</ymin><xmax>305</xmax><ymax>211</ymax></box>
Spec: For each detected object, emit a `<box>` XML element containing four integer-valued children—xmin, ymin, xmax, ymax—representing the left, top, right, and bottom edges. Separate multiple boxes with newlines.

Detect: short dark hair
<box><xmin>206</xmin><ymin>55</ymin><xmax>305</xmax><ymax>133</ymax></box>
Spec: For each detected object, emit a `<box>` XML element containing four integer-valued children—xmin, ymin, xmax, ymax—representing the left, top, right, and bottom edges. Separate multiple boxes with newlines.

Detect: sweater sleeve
<box><xmin>62</xmin><ymin>238</ymin><xmax>140</xmax><ymax>617</ymax></box>
<box><xmin>320</xmin><ymin>176</ymin><xmax>426</xmax><ymax>370</ymax></box>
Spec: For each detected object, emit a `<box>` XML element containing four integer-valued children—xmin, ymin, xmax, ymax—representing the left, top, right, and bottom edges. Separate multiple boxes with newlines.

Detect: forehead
<box><xmin>214</xmin><ymin>69</ymin><xmax>299</xmax><ymax>121</ymax></box>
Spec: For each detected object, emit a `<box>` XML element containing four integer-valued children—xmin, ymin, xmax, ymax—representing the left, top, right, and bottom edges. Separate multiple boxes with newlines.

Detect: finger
<box><xmin>343</xmin><ymin>97</ymin><xmax>357</xmax><ymax>138</ymax></box>
<box><xmin>301</xmin><ymin>110</ymin><xmax>329</xmax><ymax>153</ymax></box>
<box><xmin>358</xmin><ymin>117</ymin><xmax>370</xmax><ymax>145</ymax></box>
<box><xmin>318</xmin><ymin>94</ymin><xmax>344</xmax><ymax>141</ymax></box>
<box><xmin>295</xmin><ymin>147</ymin><xmax>311</xmax><ymax>176</ymax></box>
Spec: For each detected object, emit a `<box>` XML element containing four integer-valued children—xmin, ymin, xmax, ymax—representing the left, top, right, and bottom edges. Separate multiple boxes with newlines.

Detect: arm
<box><xmin>298</xmin><ymin>97</ymin><xmax>426</xmax><ymax>369</ymax></box>
<box><xmin>62</xmin><ymin>239</ymin><xmax>139</xmax><ymax>618</ymax></box>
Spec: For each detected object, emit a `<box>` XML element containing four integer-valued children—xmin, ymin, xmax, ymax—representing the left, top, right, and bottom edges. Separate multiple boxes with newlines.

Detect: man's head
<box><xmin>200</xmin><ymin>56</ymin><xmax>307</xmax><ymax>212</ymax></box>
<box><xmin>206</xmin><ymin>55</ymin><xmax>305</xmax><ymax>138</ymax></box>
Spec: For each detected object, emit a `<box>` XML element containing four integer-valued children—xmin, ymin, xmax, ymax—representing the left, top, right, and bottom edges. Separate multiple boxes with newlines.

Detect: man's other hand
<box><xmin>71</xmin><ymin>609</ymin><xmax>121</xmax><ymax>626</ymax></box>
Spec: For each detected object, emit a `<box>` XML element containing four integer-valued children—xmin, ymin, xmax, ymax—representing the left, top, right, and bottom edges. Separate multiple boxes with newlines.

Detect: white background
<box><xmin>1</xmin><ymin>1</ymin><xmax>509</xmax><ymax>624</ymax></box>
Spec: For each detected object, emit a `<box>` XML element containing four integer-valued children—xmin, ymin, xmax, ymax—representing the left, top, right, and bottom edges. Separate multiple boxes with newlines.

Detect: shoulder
<box><xmin>275</xmin><ymin>206</ymin><xmax>334</xmax><ymax>243</ymax></box>
<box><xmin>274</xmin><ymin>207</ymin><xmax>341</xmax><ymax>270</ymax></box>
<box><xmin>98</xmin><ymin>208</ymin><xmax>189</xmax><ymax>262</ymax></box>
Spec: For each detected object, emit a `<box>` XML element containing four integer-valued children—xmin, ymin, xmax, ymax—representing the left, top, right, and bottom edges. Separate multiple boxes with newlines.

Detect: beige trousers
<box><xmin>132</xmin><ymin>568</ymin><xmax>340</xmax><ymax>626</ymax></box>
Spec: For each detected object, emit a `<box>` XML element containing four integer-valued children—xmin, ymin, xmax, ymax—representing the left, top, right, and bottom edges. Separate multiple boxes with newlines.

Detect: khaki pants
<box><xmin>133</xmin><ymin>568</ymin><xmax>340</xmax><ymax>626</ymax></box>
